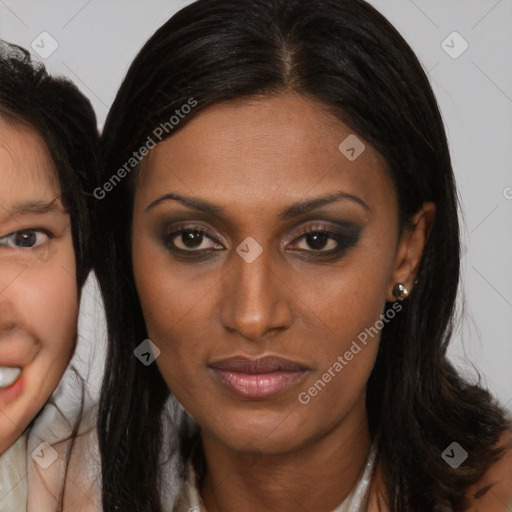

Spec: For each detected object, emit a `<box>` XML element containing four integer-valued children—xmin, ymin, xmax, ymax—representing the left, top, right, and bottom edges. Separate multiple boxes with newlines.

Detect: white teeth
<box><xmin>0</xmin><ymin>367</ymin><xmax>21</xmax><ymax>389</ymax></box>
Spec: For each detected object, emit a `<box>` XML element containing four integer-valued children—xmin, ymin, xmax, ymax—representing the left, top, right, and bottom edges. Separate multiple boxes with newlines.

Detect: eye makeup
<box><xmin>154</xmin><ymin>217</ymin><xmax>362</xmax><ymax>263</ymax></box>
<box><xmin>287</xmin><ymin>221</ymin><xmax>362</xmax><ymax>261</ymax></box>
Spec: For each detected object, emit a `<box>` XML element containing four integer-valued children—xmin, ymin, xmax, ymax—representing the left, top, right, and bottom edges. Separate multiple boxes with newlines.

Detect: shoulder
<box><xmin>464</xmin><ymin>428</ymin><xmax>512</xmax><ymax>512</ymax></box>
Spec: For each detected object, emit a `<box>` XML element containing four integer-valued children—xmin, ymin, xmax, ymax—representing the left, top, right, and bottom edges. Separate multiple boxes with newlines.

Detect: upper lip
<box><xmin>0</xmin><ymin>340</ymin><xmax>38</xmax><ymax>368</ymax></box>
<box><xmin>209</xmin><ymin>355</ymin><xmax>307</xmax><ymax>374</ymax></box>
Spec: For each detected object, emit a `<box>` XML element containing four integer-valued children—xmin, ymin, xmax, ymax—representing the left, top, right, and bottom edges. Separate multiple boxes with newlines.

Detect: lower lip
<box><xmin>0</xmin><ymin>373</ymin><xmax>24</xmax><ymax>405</ymax></box>
<box><xmin>211</xmin><ymin>369</ymin><xmax>306</xmax><ymax>399</ymax></box>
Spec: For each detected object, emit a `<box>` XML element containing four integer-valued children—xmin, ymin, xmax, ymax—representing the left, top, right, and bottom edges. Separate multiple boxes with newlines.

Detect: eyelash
<box><xmin>0</xmin><ymin>228</ymin><xmax>54</xmax><ymax>250</ymax></box>
<box><xmin>162</xmin><ymin>223</ymin><xmax>359</xmax><ymax>260</ymax></box>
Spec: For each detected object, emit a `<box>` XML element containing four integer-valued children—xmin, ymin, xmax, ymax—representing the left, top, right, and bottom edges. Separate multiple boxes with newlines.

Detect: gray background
<box><xmin>1</xmin><ymin>0</ymin><xmax>511</xmax><ymax>412</ymax></box>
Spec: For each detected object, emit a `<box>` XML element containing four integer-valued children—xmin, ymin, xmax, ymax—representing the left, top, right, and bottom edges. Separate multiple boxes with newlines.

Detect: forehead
<box><xmin>0</xmin><ymin>116</ymin><xmax>60</xmax><ymax>205</ymax></box>
<box><xmin>139</xmin><ymin>92</ymin><xmax>395</xmax><ymax>211</ymax></box>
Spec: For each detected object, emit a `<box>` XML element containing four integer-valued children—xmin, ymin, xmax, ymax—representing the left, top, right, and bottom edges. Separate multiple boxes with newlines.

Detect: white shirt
<box><xmin>0</xmin><ymin>431</ymin><xmax>28</xmax><ymax>512</ymax></box>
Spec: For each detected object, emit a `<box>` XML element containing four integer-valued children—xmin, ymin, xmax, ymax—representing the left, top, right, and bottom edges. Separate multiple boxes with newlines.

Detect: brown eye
<box><xmin>164</xmin><ymin>226</ymin><xmax>223</xmax><ymax>253</ymax></box>
<box><xmin>299</xmin><ymin>231</ymin><xmax>337</xmax><ymax>251</ymax></box>
<box><xmin>288</xmin><ymin>223</ymin><xmax>361</xmax><ymax>257</ymax></box>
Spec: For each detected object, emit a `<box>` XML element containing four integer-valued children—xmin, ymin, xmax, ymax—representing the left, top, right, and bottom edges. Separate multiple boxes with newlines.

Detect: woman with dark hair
<box><xmin>96</xmin><ymin>0</ymin><xmax>512</xmax><ymax>510</ymax></box>
<box><xmin>0</xmin><ymin>41</ymin><xmax>100</xmax><ymax>510</ymax></box>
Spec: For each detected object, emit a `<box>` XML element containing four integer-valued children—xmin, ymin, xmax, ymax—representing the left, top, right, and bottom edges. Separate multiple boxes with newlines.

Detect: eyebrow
<box><xmin>144</xmin><ymin>190</ymin><xmax>369</xmax><ymax>219</ymax></box>
<box><xmin>2</xmin><ymin>198</ymin><xmax>66</xmax><ymax>218</ymax></box>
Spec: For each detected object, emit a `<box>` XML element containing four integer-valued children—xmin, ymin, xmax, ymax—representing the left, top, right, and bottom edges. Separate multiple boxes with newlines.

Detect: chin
<box><xmin>203</xmin><ymin>407</ymin><xmax>310</xmax><ymax>455</ymax></box>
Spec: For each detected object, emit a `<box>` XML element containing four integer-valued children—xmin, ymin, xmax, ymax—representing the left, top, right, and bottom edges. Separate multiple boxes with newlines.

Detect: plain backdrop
<box><xmin>1</xmin><ymin>0</ymin><xmax>511</xmax><ymax>413</ymax></box>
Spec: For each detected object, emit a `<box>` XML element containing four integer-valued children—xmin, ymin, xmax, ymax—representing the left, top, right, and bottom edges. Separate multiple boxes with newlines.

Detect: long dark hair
<box><xmin>96</xmin><ymin>1</ymin><xmax>511</xmax><ymax>510</ymax></box>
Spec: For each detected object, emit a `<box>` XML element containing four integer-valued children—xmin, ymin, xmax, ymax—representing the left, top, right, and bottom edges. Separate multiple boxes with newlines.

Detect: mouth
<box><xmin>209</xmin><ymin>355</ymin><xmax>308</xmax><ymax>400</ymax></box>
<box><xmin>0</xmin><ymin>367</ymin><xmax>21</xmax><ymax>389</ymax></box>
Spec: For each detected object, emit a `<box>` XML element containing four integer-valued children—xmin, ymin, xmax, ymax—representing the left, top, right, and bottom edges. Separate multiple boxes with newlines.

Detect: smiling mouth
<box><xmin>209</xmin><ymin>356</ymin><xmax>308</xmax><ymax>399</ymax></box>
<box><xmin>0</xmin><ymin>367</ymin><xmax>21</xmax><ymax>389</ymax></box>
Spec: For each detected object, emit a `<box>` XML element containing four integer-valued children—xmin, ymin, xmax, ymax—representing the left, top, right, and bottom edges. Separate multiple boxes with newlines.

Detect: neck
<box><xmin>199</xmin><ymin>392</ymin><xmax>372</xmax><ymax>512</ymax></box>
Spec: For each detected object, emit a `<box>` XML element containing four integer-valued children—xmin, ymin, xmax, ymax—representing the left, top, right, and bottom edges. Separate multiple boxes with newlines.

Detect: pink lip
<box><xmin>209</xmin><ymin>356</ymin><xmax>308</xmax><ymax>399</ymax></box>
<box><xmin>0</xmin><ymin>372</ymin><xmax>24</xmax><ymax>405</ymax></box>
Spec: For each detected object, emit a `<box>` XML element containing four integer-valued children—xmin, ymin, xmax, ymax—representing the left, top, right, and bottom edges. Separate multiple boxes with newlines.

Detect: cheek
<box><xmin>0</xmin><ymin>242</ymin><xmax>78</xmax><ymax>446</ymax></box>
<box><xmin>288</xmin><ymin>243</ymin><xmax>396</xmax><ymax>347</ymax></box>
<box><xmin>132</xmin><ymin>236</ymin><xmax>203</xmax><ymax>363</ymax></box>
<box><xmin>132</xmin><ymin>231</ymin><xmax>233</xmax><ymax>402</ymax></box>
<box><xmin>19</xmin><ymin>246</ymin><xmax>79</xmax><ymax>360</ymax></box>
<box><xmin>314</xmin><ymin>265</ymin><xmax>390</xmax><ymax>336</ymax></box>
<box><xmin>132</xmin><ymin>233</ymin><xmax>168</xmax><ymax>331</ymax></box>
<box><xmin>132</xmin><ymin>226</ymin><xmax>208</xmax><ymax>330</ymax></box>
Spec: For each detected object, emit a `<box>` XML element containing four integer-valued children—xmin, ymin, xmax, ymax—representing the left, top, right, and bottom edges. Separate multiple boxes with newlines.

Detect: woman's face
<box><xmin>0</xmin><ymin>118</ymin><xmax>78</xmax><ymax>453</ymax></box>
<box><xmin>132</xmin><ymin>92</ymin><xmax>431</xmax><ymax>454</ymax></box>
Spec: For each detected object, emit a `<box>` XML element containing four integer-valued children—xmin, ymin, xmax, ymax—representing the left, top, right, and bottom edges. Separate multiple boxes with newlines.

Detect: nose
<box><xmin>220</xmin><ymin>245</ymin><xmax>293</xmax><ymax>342</ymax></box>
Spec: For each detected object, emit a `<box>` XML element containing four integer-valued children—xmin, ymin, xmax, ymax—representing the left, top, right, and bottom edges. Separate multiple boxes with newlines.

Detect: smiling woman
<box><xmin>96</xmin><ymin>1</ymin><xmax>512</xmax><ymax>511</ymax></box>
<box><xmin>0</xmin><ymin>41</ymin><xmax>100</xmax><ymax>510</ymax></box>
<box><xmin>0</xmin><ymin>122</ymin><xmax>76</xmax><ymax>426</ymax></box>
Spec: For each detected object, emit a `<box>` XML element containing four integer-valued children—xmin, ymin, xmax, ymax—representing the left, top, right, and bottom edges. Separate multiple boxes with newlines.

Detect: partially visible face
<box><xmin>0</xmin><ymin>118</ymin><xmax>78</xmax><ymax>453</ymax></box>
<box><xmin>131</xmin><ymin>92</ymin><xmax>408</xmax><ymax>455</ymax></box>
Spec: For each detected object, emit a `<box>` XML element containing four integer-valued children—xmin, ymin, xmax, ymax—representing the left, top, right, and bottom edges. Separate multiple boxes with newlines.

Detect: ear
<box><xmin>386</xmin><ymin>202</ymin><xmax>436</xmax><ymax>302</ymax></box>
